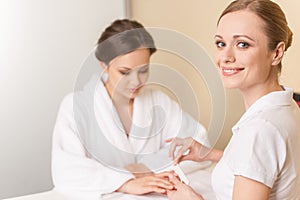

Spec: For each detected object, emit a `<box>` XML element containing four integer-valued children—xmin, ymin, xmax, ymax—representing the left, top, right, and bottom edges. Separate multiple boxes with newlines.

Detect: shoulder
<box><xmin>57</xmin><ymin>92</ymin><xmax>87</xmax><ymax>116</ymax></box>
<box><xmin>229</xmin><ymin>117</ymin><xmax>288</xmax><ymax>162</ymax></box>
<box><xmin>60</xmin><ymin>93</ymin><xmax>74</xmax><ymax>106</ymax></box>
<box><xmin>235</xmin><ymin>118</ymin><xmax>285</xmax><ymax>149</ymax></box>
<box><xmin>228</xmin><ymin>118</ymin><xmax>287</xmax><ymax>169</ymax></box>
<box><xmin>53</xmin><ymin>93</ymin><xmax>76</xmax><ymax>122</ymax></box>
<box><xmin>58</xmin><ymin>93</ymin><xmax>74</xmax><ymax>112</ymax></box>
<box><xmin>225</xmin><ymin>119</ymin><xmax>288</xmax><ymax>187</ymax></box>
<box><xmin>237</xmin><ymin>106</ymin><xmax>298</xmax><ymax>145</ymax></box>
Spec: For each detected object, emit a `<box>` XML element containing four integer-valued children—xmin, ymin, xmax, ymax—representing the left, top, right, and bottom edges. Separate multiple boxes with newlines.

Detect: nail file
<box><xmin>173</xmin><ymin>164</ymin><xmax>190</xmax><ymax>185</ymax></box>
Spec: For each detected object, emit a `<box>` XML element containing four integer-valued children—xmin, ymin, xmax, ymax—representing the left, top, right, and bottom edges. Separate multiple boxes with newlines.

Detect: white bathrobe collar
<box><xmin>73</xmin><ymin>75</ymin><xmax>166</xmax><ymax>169</ymax></box>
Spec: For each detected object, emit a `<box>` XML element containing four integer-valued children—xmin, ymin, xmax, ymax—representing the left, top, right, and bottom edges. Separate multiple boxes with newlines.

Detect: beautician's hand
<box><xmin>116</xmin><ymin>172</ymin><xmax>175</xmax><ymax>195</ymax></box>
<box><xmin>166</xmin><ymin>137</ymin><xmax>221</xmax><ymax>164</ymax></box>
<box><xmin>166</xmin><ymin>137</ymin><xmax>208</xmax><ymax>164</ymax></box>
<box><xmin>167</xmin><ymin>174</ymin><xmax>204</xmax><ymax>200</ymax></box>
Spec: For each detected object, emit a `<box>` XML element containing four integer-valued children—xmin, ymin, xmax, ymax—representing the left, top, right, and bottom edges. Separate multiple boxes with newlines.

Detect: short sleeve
<box><xmin>224</xmin><ymin>119</ymin><xmax>287</xmax><ymax>187</ymax></box>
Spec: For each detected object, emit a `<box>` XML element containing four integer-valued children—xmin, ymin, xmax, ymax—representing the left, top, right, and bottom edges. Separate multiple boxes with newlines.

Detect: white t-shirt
<box><xmin>211</xmin><ymin>87</ymin><xmax>300</xmax><ymax>200</ymax></box>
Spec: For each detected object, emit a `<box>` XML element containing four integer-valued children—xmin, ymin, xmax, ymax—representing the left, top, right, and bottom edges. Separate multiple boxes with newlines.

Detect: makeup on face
<box><xmin>214</xmin><ymin>10</ymin><xmax>274</xmax><ymax>91</ymax></box>
<box><xmin>105</xmin><ymin>48</ymin><xmax>151</xmax><ymax>100</ymax></box>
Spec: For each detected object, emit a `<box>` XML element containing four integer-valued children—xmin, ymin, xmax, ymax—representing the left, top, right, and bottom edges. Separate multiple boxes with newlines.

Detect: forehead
<box><xmin>216</xmin><ymin>10</ymin><xmax>266</xmax><ymax>39</ymax></box>
<box><xmin>109</xmin><ymin>48</ymin><xmax>150</xmax><ymax>69</ymax></box>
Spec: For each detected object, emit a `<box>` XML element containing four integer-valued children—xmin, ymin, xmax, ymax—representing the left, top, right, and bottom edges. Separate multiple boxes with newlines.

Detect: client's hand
<box><xmin>116</xmin><ymin>171</ymin><xmax>175</xmax><ymax>195</ymax></box>
<box><xmin>167</xmin><ymin>174</ymin><xmax>204</xmax><ymax>200</ymax></box>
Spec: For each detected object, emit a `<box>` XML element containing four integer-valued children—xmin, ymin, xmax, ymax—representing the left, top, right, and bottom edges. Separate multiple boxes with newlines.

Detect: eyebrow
<box><xmin>215</xmin><ymin>34</ymin><xmax>255</xmax><ymax>42</ymax></box>
<box><xmin>118</xmin><ymin>66</ymin><xmax>131</xmax><ymax>70</ymax></box>
<box><xmin>118</xmin><ymin>64</ymin><xmax>149</xmax><ymax>71</ymax></box>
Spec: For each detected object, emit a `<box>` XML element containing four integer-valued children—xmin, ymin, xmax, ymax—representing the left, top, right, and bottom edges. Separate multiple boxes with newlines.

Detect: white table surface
<box><xmin>4</xmin><ymin>162</ymin><xmax>216</xmax><ymax>200</ymax></box>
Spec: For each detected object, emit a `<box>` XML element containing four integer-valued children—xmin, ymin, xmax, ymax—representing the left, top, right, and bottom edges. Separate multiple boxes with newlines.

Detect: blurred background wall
<box><xmin>0</xmin><ymin>0</ymin><xmax>129</xmax><ymax>198</ymax></box>
<box><xmin>131</xmin><ymin>0</ymin><xmax>300</xmax><ymax>149</ymax></box>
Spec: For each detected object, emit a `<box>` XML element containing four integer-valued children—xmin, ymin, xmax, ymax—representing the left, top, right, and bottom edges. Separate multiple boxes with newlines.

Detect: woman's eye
<box><xmin>139</xmin><ymin>67</ymin><xmax>149</xmax><ymax>74</ymax></box>
<box><xmin>215</xmin><ymin>41</ymin><xmax>225</xmax><ymax>48</ymax></box>
<box><xmin>120</xmin><ymin>71</ymin><xmax>130</xmax><ymax>75</ymax></box>
<box><xmin>237</xmin><ymin>42</ymin><xmax>249</xmax><ymax>48</ymax></box>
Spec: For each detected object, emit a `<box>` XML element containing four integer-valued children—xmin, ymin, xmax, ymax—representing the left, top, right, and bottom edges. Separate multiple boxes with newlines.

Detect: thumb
<box><xmin>174</xmin><ymin>148</ymin><xmax>190</xmax><ymax>164</ymax></box>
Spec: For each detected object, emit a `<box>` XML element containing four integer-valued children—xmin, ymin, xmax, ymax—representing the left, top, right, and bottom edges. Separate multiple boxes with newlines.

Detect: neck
<box><xmin>240</xmin><ymin>82</ymin><xmax>282</xmax><ymax>110</ymax></box>
<box><xmin>240</xmin><ymin>67</ymin><xmax>283</xmax><ymax>110</ymax></box>
<box><xmin>113</xmin><ymin>97</ymin><xmax>134</xmax><ymax>110</ymax></box>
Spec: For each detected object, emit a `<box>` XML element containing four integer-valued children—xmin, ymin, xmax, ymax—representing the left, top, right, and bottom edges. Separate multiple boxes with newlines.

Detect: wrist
<box><xmin>116</xmin><ymin>178</ymin><xmax>133</xmax><ymax>193</ymax></box>
<box><xmin>208</xmin><ymin>148</ymin><xmax>223</xmax><ymax>162</ymax></box>
<box><xmin>199</xmin><ymin>146</ymin><xmax>223</xmax><ymax>162</ymax></box>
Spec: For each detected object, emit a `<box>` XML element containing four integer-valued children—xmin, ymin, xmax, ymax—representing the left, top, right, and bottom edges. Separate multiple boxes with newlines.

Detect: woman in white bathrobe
<box><xmin>51</xmin><ymin>19</ymin><xmax>209</xmax><ymax>199</ymax></box>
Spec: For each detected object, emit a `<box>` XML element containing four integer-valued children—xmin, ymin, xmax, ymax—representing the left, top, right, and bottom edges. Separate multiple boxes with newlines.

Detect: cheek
<box><xmin>240</xmin><ymin>49</ymin><xmax>263</xmax><ymax>64</ymax></box>
<box><xmin>107</xmin><ymin>75</ymin><xmax>126</xmax><ymax>92</ymax></box>
<box><xmin>214</xmin><ymin>52</ymin><xmax>221</xmax><ymax>66</ymax></box>
<box><xmin>115</xmin><ymin>76</ymin><xmax>128</xmax><ymax>88</ymax></box>
<box><xmin>140</xmin><ymin>73</ymin><xmax>149</xmax><ymax>83</ymax></box>
<box><xmin>110</xmin><ymin>72</ymin><xmax>124</xmax><ymax>84</ymax></box>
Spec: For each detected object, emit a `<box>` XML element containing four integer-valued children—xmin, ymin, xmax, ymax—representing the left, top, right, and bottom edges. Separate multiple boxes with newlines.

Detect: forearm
<box><xmin>125</xmin><ymin>163</ymin><xmax>153</xmax><ymax>178</ymax></box>
<box><xmin>202</xmin><ymin>147</ymin><xmax>223</xmax><ymax>162</ymax></box>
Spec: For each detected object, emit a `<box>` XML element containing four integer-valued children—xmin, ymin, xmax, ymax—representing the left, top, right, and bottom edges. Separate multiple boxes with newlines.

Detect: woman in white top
<box><xmin>51</xmin><ymin>19</ymin><xmax>209</xmax><ymax>199</ymax></box>
<box><xmin>167</xmin><ymin>0</ymin><xmax>300</xmax><ymax>199</ymax></box>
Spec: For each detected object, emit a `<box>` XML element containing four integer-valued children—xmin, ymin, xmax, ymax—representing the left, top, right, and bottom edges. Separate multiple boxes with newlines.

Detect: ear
<box><xmin>271</xmin><ymin>42</ymin><xmax>285</xmax><ymax>66</ymax></box>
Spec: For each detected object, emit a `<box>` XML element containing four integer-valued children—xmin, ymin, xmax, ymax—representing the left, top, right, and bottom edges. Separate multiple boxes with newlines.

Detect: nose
<box><xmin>219</xmin><ymin>47</ymin><xmax>235</xmax><ymax>63</ymax></box>
<box><xmin>130</xmin><ymin>71</ymin><xmax>141</xmax><ymax>86</ymax></box>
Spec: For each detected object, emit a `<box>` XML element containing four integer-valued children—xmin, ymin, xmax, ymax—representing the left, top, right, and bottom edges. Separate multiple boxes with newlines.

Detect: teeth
<box><xmin>223</xmin><ymin>69</ymin><xmax>237</xmax><ymax>73</ymax></box>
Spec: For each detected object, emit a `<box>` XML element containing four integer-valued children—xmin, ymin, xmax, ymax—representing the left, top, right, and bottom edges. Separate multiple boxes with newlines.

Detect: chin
<box><xmin>222</xmin><ymin>81</ymin><xmax>239</xmax><ymax>89</ymax></box>
<box><xmin>128</xmin><ymin>93</ymin><xmax>138</xmax><ymax>99</ymax></box>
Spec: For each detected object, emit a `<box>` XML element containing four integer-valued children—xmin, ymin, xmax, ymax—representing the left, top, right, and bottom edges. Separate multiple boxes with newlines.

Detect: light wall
<box><xmin>131</xmin><ymin>0</ymin><xmax>300</xmax><ymax>149</ymax></box>
<box><xmin>0</xmin><ymin>0</ymin><xmax>128</xmax><ymax>198</ymax></box>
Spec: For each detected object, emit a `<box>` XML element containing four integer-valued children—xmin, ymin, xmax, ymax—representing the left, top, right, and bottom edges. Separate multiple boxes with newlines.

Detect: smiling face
<box><xmin>214</xmin><ymin>10</ymin><xmax>277</xmax><ymax>91</ymax></box>
<box><xmin>104</xmin><ymin>48</ymin><xmax>150</xmax><ymax>101</ymax></box>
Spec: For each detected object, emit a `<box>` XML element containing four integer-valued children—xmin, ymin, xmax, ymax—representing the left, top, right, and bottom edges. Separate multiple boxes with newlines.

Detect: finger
<box><xmin>155</xmin><ymin>171</ymin><xmax>174</xmax><ymax>178</ymax></box>
<box><xmin>152</xmin><ymin>183</ymin><xmax>174</xmax><ymax>191</ymax></box>
<box><xmin>169</xmin><ymin>174</ymin><xmax>181</xmax><ymax>185</ymax></box>
<box><xmin>175</xmin><ymin>152</ymin><xmax>193</xmax><ymax>164</ymax></box>
<box><xmin>148</xmin><ymin>177</ymin><xmax>174</xmax><ymax>190</ymax></box>
<box><xmin>136</xmin><ymin>185</ymin><xmax>167</xmax><ymax>194</ymax></box>
<box><xmin>168</xmin><ymin>140</ymin><xmax>177</xmax><ymax>159</ymax></box>
<box><xmin>165</xmin><ymin>138</ymin><xmax>174</xmax><ymax>143</ymax></box>
<box><xmin>168</xmin><ymin>138</ymin><xmax>183</xmax><ymax>159</ymax></box>
<box><xmin>145</xmin><ymin>185</ymin><xmax>167</xmax><ymax>194</ymax></box>
<box><xmin>174</xmin><ymin>146</ymin><xmax>189</xmax><ymax>163</ymax></box>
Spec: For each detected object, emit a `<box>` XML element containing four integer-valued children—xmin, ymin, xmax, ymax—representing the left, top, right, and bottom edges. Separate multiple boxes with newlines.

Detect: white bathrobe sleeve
<box><xmin>51</xmin><ymin>94</ymin><xmax>134</xmax><ymax>199</ymax></box>
<box><xmin>155</xmin><ymin>90</ymin><xmax>210</xmax><ymax>146</ymax></box>
<box><xmin>136</xmin><ymin>90</ymin><xmax>210</xmax><ymax>170</ymax></box>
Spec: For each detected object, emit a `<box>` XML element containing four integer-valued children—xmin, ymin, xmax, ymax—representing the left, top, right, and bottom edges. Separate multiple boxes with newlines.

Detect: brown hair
<box><xmin>95</xmin><ymin>19</ymin><xmax>156</xmax><ymax>65</ymax></box>
<box><xmin>218</xmin><ymin>0</ymin><xmax>293</xmax><ymax>72</ymax></box>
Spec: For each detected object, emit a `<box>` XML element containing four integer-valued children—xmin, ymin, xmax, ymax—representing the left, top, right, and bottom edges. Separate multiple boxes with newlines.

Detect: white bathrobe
<box><xmin>51</xmin><ymin>75</ymin><xmax>209</xmax><ymax>199</ymax></box>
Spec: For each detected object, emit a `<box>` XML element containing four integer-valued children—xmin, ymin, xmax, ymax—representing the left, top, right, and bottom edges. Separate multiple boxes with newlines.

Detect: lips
<box><xmin>128</xmin><ymin>87</ymin><xmax>140</xmax><ymax>93</ymax></box>
<box><xmin>221</xmin><ymin>67</ymin><xmax>245</xmax><ymax>76</ymax></box>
